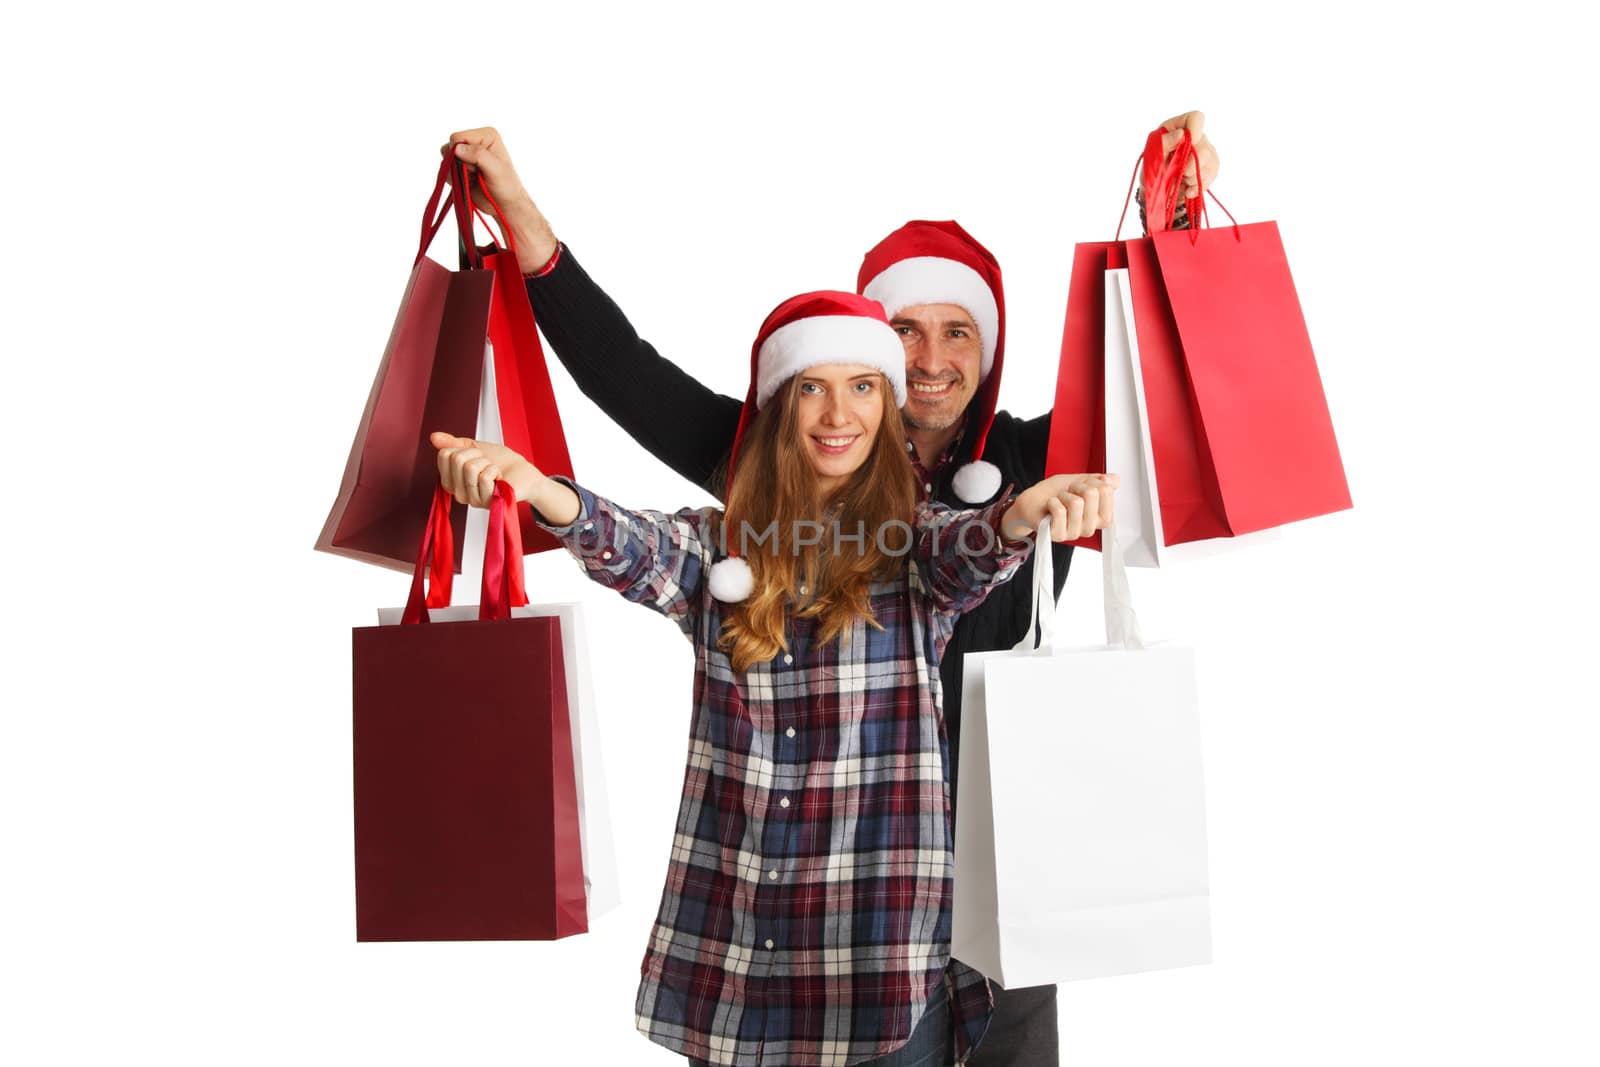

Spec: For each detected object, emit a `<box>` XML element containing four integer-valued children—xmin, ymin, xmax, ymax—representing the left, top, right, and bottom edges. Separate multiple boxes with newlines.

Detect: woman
<box><xmin>431</xmin><ymin>291</ymin><xmax>1115</xmax><ymax>1067</ymax></box>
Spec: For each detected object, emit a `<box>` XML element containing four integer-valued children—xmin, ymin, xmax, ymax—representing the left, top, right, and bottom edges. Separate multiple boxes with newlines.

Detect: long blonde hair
<box><xmin>714</xmin><ymin>374</ymin><xmax>917</xmax><ymax>671</ymax></box>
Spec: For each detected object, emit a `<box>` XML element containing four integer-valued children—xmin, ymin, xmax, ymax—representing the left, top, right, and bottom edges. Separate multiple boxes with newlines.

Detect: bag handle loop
<box><xmin>401</xmin><ymin>481</ymin><xmax>529</xmax><ymax>625</ymax></box>
<box><xmin>1014</xmin><ymin>517</ymin><xmax>1144</xmax><ymax>654</ymax></box>
<box><xmin>1114</xmin><ymin>127</ymin><xmax>1240</xmax><ymax>244</ymax></box>
<box><xmin>413</xmin><ymin>148</ymin><xmax>523</xmax><ymax>270</ymax></box>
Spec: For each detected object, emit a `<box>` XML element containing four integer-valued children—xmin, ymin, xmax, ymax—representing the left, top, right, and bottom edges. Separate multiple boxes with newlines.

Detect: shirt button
<box><xmin>601</xmin><ymin>549</ymin><xmax>612</xmax><ymax>560</ymax></box>
<box><xmin>779</xmin><ymin>797</ymin><xmax>790</xmax><ymax>809</ymax></box>
<box><xmin>783</xmin><ymin>654</ymin><xmax>793</xmax><ymax>665</ymax></box>
<box><xmin>768</xmin><ymin>869</ymin><xmax>779</xmax><ymax>881</ymax></box>
<box><xmin>785</xmin><ymin>726</ymin><xmax>796</xmax><ymax>738</ymax></box>
<box><xmin>798</xmin><ymin>585</ymin><xmax>807</xmax><ymax>595</ymax></box>
<box><xmin>924</xmin><ymin>482</ymin><xmax>933</xmax><ymax>494</ymax></box>
<box><xmin>765</xmin><ymin>939</ymin><xmax>775</xmax><ymax>950</ymax></box>
<box><xmin>583</xmin><ymin>521</ymin><xmax>593</xmax><ymax>530</ymax></box>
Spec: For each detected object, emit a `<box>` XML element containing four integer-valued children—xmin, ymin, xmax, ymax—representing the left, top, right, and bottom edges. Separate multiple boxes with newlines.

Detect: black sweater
<box><xmin>526</xmin><ymin>248</ymin><xmax>1071</xmax><ymax>796</ymax></box>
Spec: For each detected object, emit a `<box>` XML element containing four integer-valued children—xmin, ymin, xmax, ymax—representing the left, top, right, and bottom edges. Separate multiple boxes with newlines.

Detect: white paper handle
<box><xmin>1016</xmin><ymin>518</ymin><xmax>1056</xmax><ymax>654</ymax></box>
<box><xmin>1015</xmin><ymin>517</ymin><xmax>1144</xmax><ymax>653</ymax></box>
<box><xmin>1101</xmin><ymin>519</ymin><xmax>1145</xmax><ymax>650</ymax></box>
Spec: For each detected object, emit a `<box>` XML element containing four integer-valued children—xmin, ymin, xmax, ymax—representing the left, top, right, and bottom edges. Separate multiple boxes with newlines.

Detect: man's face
<box><xmin>890</xmin><ymin>303</ymin><xmax>982</xmax><ymax>432</ymax></box>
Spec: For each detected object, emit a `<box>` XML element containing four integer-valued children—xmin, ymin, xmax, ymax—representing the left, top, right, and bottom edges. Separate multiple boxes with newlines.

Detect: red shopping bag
<box><xmin>352</xmin><ymin>483</ymin><xmax>587</xmax><ymax>941</ymax></box>
<box><xmin>318</xmin><ymin>153</ymin><xmax>575</xmax><ymax>572</ymax></box>
<box><xmin>1047</xmin><ymin>128</ymin><xmax>1351</xmax><ymax>551</ymax></box>
<box><xmin>479</xmin><ymin>208</ymin><xmax>576</xmax><ymax>556</ymax></box>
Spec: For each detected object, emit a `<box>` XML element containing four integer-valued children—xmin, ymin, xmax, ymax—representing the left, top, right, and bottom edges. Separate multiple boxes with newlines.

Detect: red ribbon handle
<box><xmin>400</xmin><ymin>486</ymin><xmax>456</xmax><ymax>625</ymax></box>
<box><xmin>415</xmin><ymin>154</ymin><xmax>455</xmax><ymax>266</ymax></box>
<box><xmin>400</xmin><ymin>482</ymin><xmax>530</xmax><ymax>625</ymax></box>
<box><xmin>414</xmin><ymin>147</ymin><xmax>510</xmax><ymax>270</ymax></box>
<box><xmin>1142</xmin><ymin>126</ymin><xmax>1203</xmax><ymax>235</ymax></box>
<box><xmin>1114</xmin><ymin>126</ymin><xmax>1240</xmax><ymax>244</ymax></box>
<box><xmin>479</xmin><ymin>480</ymin><xmax>530</xmax><ymax>621</ymax></box>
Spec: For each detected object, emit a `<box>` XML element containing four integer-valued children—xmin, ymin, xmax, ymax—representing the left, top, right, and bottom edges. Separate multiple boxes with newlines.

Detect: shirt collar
<box><xmin>907</xmin><ymin>414</ymin><xmax>968</xmax><ymax>497</ymax></box>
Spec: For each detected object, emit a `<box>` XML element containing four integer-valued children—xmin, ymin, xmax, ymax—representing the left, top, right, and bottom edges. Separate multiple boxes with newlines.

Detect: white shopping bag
<box><xmin>1104</xmin><ymin>268</ymin><xmax>1164</xmax><ymax>568</ymax></box>
<box><xmin>952</xmin><ymin>519</ymin><xmax>1210</xmax><ymax>987</ymax></box>
<box><xmin>1106</xmin><ymin>268</ymin><xmax>1279</xmax><ymax>567</ymax></box>
<box><xmin>376</xmin><ymin>350</ymin><xmax>621</xmax><ymax>919</ymax></box>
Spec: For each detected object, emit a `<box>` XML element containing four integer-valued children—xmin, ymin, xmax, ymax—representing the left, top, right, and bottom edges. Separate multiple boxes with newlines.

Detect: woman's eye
<box><xmin>800</xmin><ymin>382</ymin><xmax>822</xmax><ymax>395</ymax></box>
<box><xmin>853</xmin><ymin>381</ymin><xmax>874</xmax><ymax>394</ymax></box>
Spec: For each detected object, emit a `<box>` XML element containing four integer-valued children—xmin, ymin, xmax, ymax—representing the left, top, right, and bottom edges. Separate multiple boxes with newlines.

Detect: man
<box><xmin>446</xmin><ymin>114</ymin><xmax>1218</xmax><ymax>1066</ymax></box>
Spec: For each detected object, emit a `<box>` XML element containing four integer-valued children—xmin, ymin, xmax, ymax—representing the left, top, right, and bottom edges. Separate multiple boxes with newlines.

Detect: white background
<box><xmin>4</xmin><ymin>1</ymin><xmax>1596</xmax><ymax>1064</ymax></box>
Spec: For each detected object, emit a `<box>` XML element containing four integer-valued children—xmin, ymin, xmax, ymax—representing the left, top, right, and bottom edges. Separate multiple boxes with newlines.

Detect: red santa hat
<box><xmin>856</xmin><ymin>220</ymin><xmax>1007</xmax><ymax>504</ymax></box>
<box><xmin>710</xmin><ymin>290</ymin><xmax>906</xmax><ymax>602</ymax></box>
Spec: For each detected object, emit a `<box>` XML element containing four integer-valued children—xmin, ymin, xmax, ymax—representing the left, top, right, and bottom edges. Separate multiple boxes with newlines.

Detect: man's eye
<box><xmin>895</xmin><ymin>326</ymin><xmax>914</xmax><ymax>337</ymax></box>
<box><xmin>949</xmin><ymin>329</ymin><xmax>968</xmax><ymax>339</ymax></box>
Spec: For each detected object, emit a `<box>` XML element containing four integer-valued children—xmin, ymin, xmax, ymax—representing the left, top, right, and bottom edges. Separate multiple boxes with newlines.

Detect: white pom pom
<box><xmin>951</xmin><ymin>459</ymin><xmax>1002</xmax><ymax>503</ymax></box>
<box><xmin>708</xmin><ymin>556</ymin><xmax>755</xmax><ymax>602</ymax></box>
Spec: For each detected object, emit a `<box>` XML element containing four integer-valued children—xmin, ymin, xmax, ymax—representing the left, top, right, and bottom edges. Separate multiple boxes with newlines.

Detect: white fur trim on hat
<box><xmin>952</xmin><ymin>460</ymin><xmax>1002</xmax><ymax>504</ymax></box>
<box><xmin>708</xmin><ymin>556</ymin><xmax>755</xmax><ymax>602</ymax></box>
<box><xmin>860</xmin><ymin>256</ymin><xmax>998</xmax><ymax>381</ymax></box>
<box><xmin>755</xmin><ymin>315</ymin><xmax>907</xmax><ymax>409</ymax></box>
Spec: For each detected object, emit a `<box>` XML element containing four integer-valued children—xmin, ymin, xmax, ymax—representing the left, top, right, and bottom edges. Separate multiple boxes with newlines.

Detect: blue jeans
<box><xmin>687</xmin><ymin>983</ymin><xmax>951</xmax><ymax>1067</ymax></box>
<box><xmin>969</xmin><ymin>982</ymin><xmax>1058</xmax><ymax>1066</ymax></box>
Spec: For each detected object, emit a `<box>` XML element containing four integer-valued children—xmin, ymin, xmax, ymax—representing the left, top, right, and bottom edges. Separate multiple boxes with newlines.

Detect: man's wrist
<box><xmin>522</xmin><ymin>242</ymin><xmax>562</xmax><ymax>278</ymax></box>
<box><xmin>500</xmin><ymin>200</ymin><xmax>559</xmax><ymax>273</ymax></box>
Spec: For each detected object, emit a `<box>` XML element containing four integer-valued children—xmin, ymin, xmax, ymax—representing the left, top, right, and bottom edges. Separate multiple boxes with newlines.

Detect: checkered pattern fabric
<box><xmin>541</xmin><ymin>479</ymin><xmax>1030</xmax><ymax>1065</ymax></box>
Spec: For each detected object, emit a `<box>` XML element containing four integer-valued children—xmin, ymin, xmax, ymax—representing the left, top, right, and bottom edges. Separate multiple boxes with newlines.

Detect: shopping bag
<box><xmin>1047</xmin><ymin>126</ymin><xmax>1351</xmax><ymax>558</ymax></box>
<box><xmin>374</xmin><ymin>597</ymin><xmax>620</xmax><ymax>920</ymax></box>
<box><xmin>318</xmin><ymin>153</ymin><xmax>575</xmax><ymax>572</ymax></box>
<box><xmin>478</xmin><ymin>223</ymin><xmax>577</xmax><ymax>557</ymax></box>
<box><xmin>353</xmin><ymin>483</ymin><xmax>588</xmax><ymax>940</ymax></box>
<box><xmin>952</xmin><ymin>519</ymin><xmax>1211</xmax><ymax>987</ymax></box>
<box><xmin>1102</xmin><ymin>260</ymin><xmax>1283</xmax><ymax>567</ymax></box>
<box><xmin>1101</xmin><ymin>265</ymin><xmax>1164</xmax><ymax>567</ymax></box>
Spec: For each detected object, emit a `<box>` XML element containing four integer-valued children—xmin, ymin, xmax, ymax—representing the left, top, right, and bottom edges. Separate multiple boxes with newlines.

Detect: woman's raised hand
<box><xmin>430</xmin><ymin>432</ymin><xmax>543</xmax><ymax>508</ymax></box>
<box><xmin>1002</xmin><ymin>473</ymin><xmax>1119</xmax><ymax>544</ymax></box>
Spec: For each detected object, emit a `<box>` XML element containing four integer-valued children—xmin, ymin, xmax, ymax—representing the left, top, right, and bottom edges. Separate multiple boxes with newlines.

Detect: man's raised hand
<box><xmin>1157</xmin><ymin>111</ymin><xmax>1220</xmax><ymax>200</ymax></box>
<box><xmin>441</xmin><ymin>127</ymin><xmax>560</xmax><ymax>273</ymax></box>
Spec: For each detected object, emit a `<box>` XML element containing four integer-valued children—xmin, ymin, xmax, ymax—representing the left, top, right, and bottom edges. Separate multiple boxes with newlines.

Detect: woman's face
<box><xmin>792</xmin><ymin>363</ymin><xmax>886</xmax><ymax>496</ymax></box>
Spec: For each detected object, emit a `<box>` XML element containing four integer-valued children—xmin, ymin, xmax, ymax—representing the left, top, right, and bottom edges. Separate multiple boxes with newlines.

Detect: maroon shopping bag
<box><xmin>1047</xmin><ymin>128</ymin><xmax>1351</xmax><ymax>551</ymax></box>
<box><xmin>318</xmin><ymin>153</ymin><xmax>576</xmax><ymax>572</ymax></box>
<box><xmin>352</xmin><ymin>484</ymin><xmax>587</xmax><ymax>941</ymax></box>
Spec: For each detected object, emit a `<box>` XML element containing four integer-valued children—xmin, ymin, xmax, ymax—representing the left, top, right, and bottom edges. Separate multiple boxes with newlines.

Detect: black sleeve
<box><xmin>1014</xmin><ymin>408</ymin><xmax>1053</xmax><ymax>473</ymax></box>
<box><xmin>988</xmin><ymin>408</ymin><xmax>1074</xmax><ymax>599</ymax></box>
<box><xmin>525</xmin><ymin>245</ymin><xmax>742</xmax><ymax>495</ymax></box>
<box><xmin>1135</xmin><ymin>185</ymin><xmax>1193</xmax><ymax>234</ymax></box>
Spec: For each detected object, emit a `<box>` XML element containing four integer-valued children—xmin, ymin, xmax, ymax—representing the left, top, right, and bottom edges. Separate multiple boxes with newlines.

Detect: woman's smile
<box><xmin>810</xmin><ymin>433</ymin><xmax>862</xmax><ymax>456</ymax></box>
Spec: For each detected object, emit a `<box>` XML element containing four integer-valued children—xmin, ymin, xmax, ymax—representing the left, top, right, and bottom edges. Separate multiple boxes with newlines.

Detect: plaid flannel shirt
<box><xmin>540</xmin><ymin>478</ymin><xmax>1032</xmax><ymax>1066</ymax></box>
